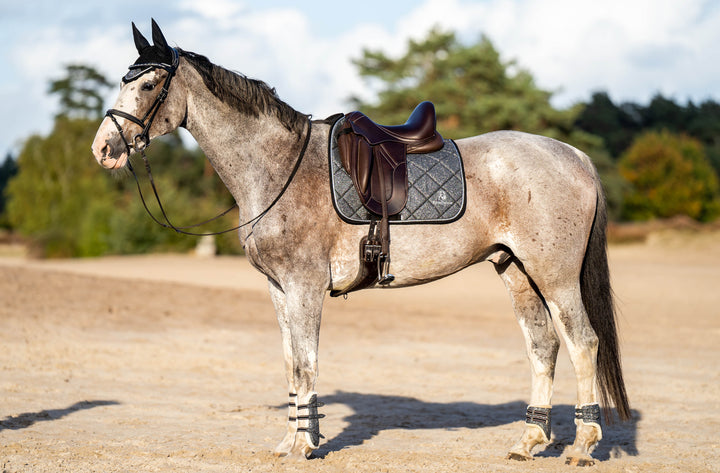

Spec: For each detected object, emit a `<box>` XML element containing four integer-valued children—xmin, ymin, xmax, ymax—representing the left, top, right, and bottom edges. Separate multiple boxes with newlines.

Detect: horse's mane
<box><xmin>178</xmin><ymin>49</ymin><xmax>308</xmax><ymax>136</ymax></box>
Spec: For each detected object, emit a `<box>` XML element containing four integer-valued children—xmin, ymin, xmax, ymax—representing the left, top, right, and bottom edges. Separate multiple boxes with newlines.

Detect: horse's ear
<box><xmin>132</xmin><ymin>22</ymin><xmax>150</xmax><ymax>52</ymax></box>
<box><xmin>151</xmin><ymin>18</ymin><xmax>169</xmax><ymax>51</ymax></box>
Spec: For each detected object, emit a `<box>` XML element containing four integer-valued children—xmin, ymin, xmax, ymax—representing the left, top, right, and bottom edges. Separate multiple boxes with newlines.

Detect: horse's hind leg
<box><xmin>267</xmin><ymin>279</ymin><xmax>325</xmax><ymax>459</ymax></box>
<box><xmin>539</xmin><ymin>283</ymin><xmax>602</xmax><ymax>466</ymax></box>
<box><xmin>495</xmin><ymin>258</ymin><xmax>560</xmax><ymax>460</ymax></box>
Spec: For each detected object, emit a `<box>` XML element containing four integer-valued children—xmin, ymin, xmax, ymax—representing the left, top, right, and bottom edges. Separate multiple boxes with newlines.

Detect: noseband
<box><xmin>103</xmin><ymin>47</ymin><xmax>312</xmax><ymax>237</ymax></box>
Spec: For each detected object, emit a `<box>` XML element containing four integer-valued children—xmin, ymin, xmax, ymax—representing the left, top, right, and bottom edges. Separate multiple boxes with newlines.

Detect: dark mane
<box><xmin>178</xmin><ymin>49</ymin><xmax>308</xmax><ymax>136</ymax></box>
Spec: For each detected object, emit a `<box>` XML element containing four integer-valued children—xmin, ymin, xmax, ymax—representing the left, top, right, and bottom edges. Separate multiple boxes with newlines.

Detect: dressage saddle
<box><xmin>333</xmin><ymin>102</ymin><xmax>444</xmax><ymax>295</ymax></box>
<box><xmin>337</xmin><ymin>101</ymin><xmax>444</xmax><ymax>216</ymax></box>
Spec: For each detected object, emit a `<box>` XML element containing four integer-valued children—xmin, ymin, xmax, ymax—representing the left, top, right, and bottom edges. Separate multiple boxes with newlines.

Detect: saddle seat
<box><xmin>345</xmin><ymin>100</ymin><xmax>444</xmax><ymax>153</ymax></box>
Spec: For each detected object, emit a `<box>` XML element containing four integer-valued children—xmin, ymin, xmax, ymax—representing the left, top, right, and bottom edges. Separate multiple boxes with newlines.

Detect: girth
<box><xmin>332</xmin><ymin>102</ymin><xmax>444</xmax><ymax>296</ymax></box>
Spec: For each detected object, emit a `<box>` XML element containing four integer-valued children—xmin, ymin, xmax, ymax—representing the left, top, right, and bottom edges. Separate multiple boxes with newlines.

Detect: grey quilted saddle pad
<box><xmin>328</xmin><ymin>117</ymin><xmax>467</xmax><ymax>225</ymax></box>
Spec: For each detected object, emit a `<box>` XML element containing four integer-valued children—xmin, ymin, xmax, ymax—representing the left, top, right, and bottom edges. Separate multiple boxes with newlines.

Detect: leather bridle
<box><xmin>103</xmin><ymin>47</ymin><xmax>312</xmax><ymax>237</ymax></box>
<box><xmin>106</xmin><ymin>47</ymin><xmax>180</xmax><ymax>155</ymax></box>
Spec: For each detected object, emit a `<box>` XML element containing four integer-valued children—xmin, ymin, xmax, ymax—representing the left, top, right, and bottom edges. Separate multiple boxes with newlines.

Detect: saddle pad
<box><xmin>329</xmin><ymin>116</ymin><xmax>466</xmax><ymax>225</ymax></box>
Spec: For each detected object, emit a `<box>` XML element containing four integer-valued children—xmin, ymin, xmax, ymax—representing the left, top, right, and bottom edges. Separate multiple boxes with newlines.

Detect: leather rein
<box><xmin>105</xmin><ymin>48</ymin><xmax>312</xmax><ymax>236</ymax></box>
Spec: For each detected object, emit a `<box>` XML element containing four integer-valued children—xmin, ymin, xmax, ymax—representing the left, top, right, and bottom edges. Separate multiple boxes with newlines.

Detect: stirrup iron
<box><xmin>377</xmin><ymin>255</ymin><xmax>394</xmax><ymax>285</ymax></box>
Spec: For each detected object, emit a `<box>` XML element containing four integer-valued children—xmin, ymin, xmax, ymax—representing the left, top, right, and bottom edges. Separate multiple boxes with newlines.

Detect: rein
<box><xmin>105</xmin><ymin>48</ymin><xmax>313</xmax><ymax>236</ymax></box>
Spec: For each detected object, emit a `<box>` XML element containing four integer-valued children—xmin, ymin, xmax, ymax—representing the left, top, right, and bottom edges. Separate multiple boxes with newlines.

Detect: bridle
<box><xmin>104</xmin><ymin>47</ymin><xmax>312</xmax><ymax>237</ymax></box>
<box><xmin>106</xmin><ymin>47</ymin><xmax>180</xmax><ymax>154</ymax></box>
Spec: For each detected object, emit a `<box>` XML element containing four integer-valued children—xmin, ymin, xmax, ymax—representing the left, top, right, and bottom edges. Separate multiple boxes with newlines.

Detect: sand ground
<box><xmin>1</xmin><ymin>230</ymin><xmax>719</xmax><ymax>472</ymax></box>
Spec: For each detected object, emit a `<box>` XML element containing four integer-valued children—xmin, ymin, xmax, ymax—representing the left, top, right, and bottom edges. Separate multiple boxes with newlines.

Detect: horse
<box><xmin>92</xmin><ymin>20</ymin><xmax>630</xmax><ymax>466</ymax></box>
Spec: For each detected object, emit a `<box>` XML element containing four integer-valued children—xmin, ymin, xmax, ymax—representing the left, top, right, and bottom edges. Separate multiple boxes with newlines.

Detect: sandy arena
<box><xmin>1</xmin><ymin>229</ymin><xmax>719</xmax><ymax>472</ymax></box>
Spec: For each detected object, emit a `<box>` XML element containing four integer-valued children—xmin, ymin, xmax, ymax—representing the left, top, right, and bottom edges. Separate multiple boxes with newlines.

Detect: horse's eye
<box><xmin>141</xmin><ymin>82</ymin><xmax>156</xmax><ymax>92</ymax></box>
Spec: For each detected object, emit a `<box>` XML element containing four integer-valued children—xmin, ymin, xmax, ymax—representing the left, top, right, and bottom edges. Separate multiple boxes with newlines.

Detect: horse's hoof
<box><xmin>275</xmin><ymin>448</ymin><xmax>310</xmax><ymax>461</ymax></box>
<box><xmin>507</xmin><ymin>452</ymin><xmax>533</xmax><ymax>461</ymax></box>
<box><xmin>274</xmin><ymin>437</ymin><xmax>294</xmax><ymax>457</ymax></box>
<box><xmin>565</xmin><ymin>456</ymin><xmax>595</xmax><ymax>467</ymax></box>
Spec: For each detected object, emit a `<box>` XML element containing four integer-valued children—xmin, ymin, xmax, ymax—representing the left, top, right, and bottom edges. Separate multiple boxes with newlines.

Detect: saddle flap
<box><xmin>367</xmin><ymin>142</ymin><xmax>407</xmax><ymax>215</ymax></box>
<box><xmin>338</xmin><ymin>120</ymin><xmax>373</xmax><ymax>198</ymax></box>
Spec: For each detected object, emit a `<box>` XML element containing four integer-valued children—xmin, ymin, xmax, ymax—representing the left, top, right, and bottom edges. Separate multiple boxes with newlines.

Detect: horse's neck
<box><xmin>181</xmin><ymin>71</ymin><xmax>302</xmax><ymax>219</ymax></box>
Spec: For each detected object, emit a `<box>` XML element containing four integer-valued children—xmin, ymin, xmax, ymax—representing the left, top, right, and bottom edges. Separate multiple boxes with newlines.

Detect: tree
<box><xmin>619</xmin><ymin>130</ymin><xmax>720</xmax><ymax>221</ymax></box>
<box><xmin>574</xmin><ymin>91</ymin><xmax>642</xmax><ymax>158</ymax></box>
<box><xmin>5</xmin><ymin>116</ymin><xmax>114</xmax><ymax>256</ymax></box>
<box><xmin>0</xmin><ymin>153</ymin><xmax>18</xmax><ymax>226</ymax></box>
<box><xmin>687</xmin><ymin>100</ymin><xmax>720</xmax><ymax>176</ymax></box>
<box><xmin>351</xmin><ymin>29</ymin><xmax>590</xmax><ymax>146</ymax></box>
<box><xmin>641</xmin><ymin>94</ymin><xmax>688</xmax><ymax>132</ymax></box>
<box><xmin>49</xmin><ymin>64</ymin><xmax>113</xmax><ymax>119</ymax></box>
<box><xmin>6</xmin><ymin>120</ymin><xmax>242</xmax><ymax>257</ymax></box>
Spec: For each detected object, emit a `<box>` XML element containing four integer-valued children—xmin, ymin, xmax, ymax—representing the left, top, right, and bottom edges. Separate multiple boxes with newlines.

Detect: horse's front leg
<box><xmin>267</xmin><ymin>280</ymin><xmax>296</xmax><ymax>456</ymax></box>
<box><xmin>267</xmin><ymin>278</ymin><xmax>325</xmax><ymax>458</ymax></box>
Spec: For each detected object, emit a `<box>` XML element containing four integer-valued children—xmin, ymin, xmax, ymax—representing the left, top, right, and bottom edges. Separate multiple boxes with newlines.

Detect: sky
<box><xmin>1</xmin><ymin>0</ymin><xmax>720</xmax><ymax>158</ymax></box>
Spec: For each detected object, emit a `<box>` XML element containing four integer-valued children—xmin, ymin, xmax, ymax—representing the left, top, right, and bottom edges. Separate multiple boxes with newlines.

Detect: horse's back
<box><xmin>457</xmin><ymin>130</ymin><xmax>597</xmax><ymax>184</ymax></box>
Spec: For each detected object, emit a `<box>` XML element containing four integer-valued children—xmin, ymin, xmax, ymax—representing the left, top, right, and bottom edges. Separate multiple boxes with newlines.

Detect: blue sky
<box><xmin>2</xmin><ymin>0</ymin><xmax>720</xmax><ymax>158</ymax></box>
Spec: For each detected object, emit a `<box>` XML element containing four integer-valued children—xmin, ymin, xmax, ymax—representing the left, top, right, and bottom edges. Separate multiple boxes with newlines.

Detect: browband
<box><xmin>123</xmin><ymin>47</ymin><xmax>179</xmax><ymax>83</ymax></box>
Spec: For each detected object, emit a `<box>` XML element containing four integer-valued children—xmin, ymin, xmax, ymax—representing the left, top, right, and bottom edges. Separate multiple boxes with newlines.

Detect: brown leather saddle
<box><xmin>332</xmin><ymin>102</ymin><xmax>444</xmax><ymax>296</ymax></box>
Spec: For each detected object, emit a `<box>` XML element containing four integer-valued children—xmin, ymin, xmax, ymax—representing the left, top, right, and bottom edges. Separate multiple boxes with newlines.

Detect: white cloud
<box><xmin>177</xmin><ymin>0</ymin><xmax>247</xmax><ymax>22</ymax></box>
<box><xmin>3</xmin><ymin>0</ymin><xmax>720</xmax><ymax>157</ymax></box>
<box><xmin>461</xmin><ymin>0</ymin><xmax>720</xmax><ymax>105</ymax></box>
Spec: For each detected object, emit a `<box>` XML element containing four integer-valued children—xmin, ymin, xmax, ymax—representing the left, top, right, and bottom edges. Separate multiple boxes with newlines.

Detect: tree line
<box><xmin>1</xmin><ymin>29</ymin><xmax>718</xmax><ymax>257</ymax></box>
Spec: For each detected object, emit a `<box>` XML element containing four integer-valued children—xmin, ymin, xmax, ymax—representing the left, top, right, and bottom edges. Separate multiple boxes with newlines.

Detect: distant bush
<box><xmin>619</xmin><ymin>130</ymin><xmax>720</xmax><ymax>222</ymax></box>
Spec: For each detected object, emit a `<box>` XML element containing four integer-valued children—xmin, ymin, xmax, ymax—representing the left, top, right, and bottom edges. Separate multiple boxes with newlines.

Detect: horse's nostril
<box><xmin>101</xmin><ymin>143</ymin><xmax>112</xmax><ymax>158</ymax></box>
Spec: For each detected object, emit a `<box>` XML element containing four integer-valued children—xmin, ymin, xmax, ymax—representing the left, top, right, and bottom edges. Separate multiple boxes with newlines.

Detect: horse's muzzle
<box><xmin>92</xmin><ymin>126</ymin><xmax>130</xmax><ymax>169</ymax></box>
<box><xmin>92</xmin><ymin>140</ymin><xmax>128</xmax><ymax>170</ymax></box>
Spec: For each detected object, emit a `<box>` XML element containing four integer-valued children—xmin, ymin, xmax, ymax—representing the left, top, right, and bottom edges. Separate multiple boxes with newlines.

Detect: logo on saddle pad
<box><xmin>431</xmin><ymin>190</ymin><xmax>452</xmax><ymax>207</ymax></box>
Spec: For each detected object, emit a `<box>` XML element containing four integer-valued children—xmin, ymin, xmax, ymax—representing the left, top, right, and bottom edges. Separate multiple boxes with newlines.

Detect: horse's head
<box><xmin>92</xmin><ymin>20</ymin><xmax>187</xmax><ymax>169</ymax></box>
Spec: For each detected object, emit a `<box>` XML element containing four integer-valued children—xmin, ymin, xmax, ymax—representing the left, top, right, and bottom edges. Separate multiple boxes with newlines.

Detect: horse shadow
<box><xmin>0</xmin><ymin>400</ymin><xmax>119</xmax><ymax>432</ymax></box>
<box><xmin>311</xmin><ymin>391</ymin><xmax>640</xmax><ymax>460</ymax></box>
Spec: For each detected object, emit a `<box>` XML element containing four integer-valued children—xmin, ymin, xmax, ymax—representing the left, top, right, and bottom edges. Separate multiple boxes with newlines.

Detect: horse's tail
<box><xmin>581</xmin><ymin>175</ymin><xmax>631</xmax><ymax>422</ymax></box>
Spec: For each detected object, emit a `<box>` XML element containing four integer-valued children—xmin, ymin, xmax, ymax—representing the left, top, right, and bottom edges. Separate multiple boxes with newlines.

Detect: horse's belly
<box><xmin>329</xmin><ymin>221</ymin><xmax>487</xmax><ymax>290</ymax></box>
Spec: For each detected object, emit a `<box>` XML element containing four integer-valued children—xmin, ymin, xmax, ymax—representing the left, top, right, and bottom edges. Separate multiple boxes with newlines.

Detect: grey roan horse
<box><xmin>92</xmin><ymin>20</ymin><xmax>630</xmax><ymax>466</ymax></box>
